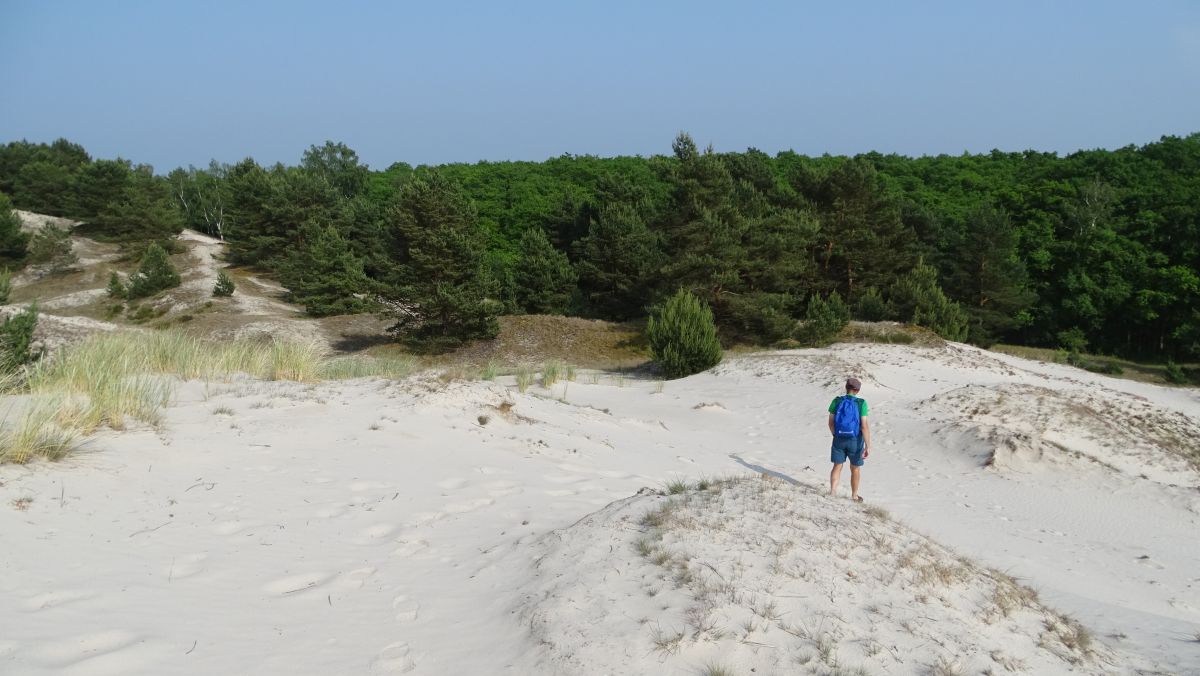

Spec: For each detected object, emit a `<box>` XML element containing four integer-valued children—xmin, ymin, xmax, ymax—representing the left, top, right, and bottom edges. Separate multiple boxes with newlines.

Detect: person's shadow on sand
<box><xmin>728</xmin><ymin>454</ymin><xmax>803</xmax><ymax>486</ymax></box>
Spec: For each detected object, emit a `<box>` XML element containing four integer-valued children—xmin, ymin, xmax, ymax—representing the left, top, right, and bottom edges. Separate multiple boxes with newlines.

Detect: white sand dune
<box><xmin>1</xmin><ymin>344</ymin><xmax>1198</xmax><ymax>674</ymax></box>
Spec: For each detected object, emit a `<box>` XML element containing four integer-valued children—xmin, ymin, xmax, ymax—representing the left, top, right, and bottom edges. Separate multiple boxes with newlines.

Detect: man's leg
<box><xmin>849</xmin><ymin>465</ymin><xmax>861</xmax><ymax>500</ymax></box>
<box><xmin>830</xmin><ymin>462</ymin><xmax>844</xmax><ymax>496</ymax></box>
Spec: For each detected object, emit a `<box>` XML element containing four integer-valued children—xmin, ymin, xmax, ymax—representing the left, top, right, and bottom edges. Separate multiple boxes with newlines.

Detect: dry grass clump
<box><xmin>699</xmin><ymin>662</ymin><xmax>736</xmax><ymax>676</ymax></box>
<box><xmin>0</xmin><ymin>397</ymin><xmax>81</xmax><ymax>463</ymax></box>
<box><xmin>515</xmin><ymin>365</ymin><xmax>534</xmax><ymax>393</ymax></box>
<box><xmin>541</xmin><ymin>360</ymin><xmax>564</xmax><ymax>387</ymax></box>
<box><xmin>318</xmin><ymin>354</ymin><xmax>417</xmax><ymax>380</ymax></box>
<box><xmin>0</xmin><ymin>330</ymin><xmax>420</xmax><ymax>464</ymax></box>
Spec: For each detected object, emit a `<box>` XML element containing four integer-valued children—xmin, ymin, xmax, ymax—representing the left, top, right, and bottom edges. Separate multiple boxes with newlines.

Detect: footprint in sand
<box><xmin>392</xmin><ymin>539</ymin><xmax>430</xmax><ymax>558</ymax></box>
<box><xmin>371</xmin><ymin>641</ymin><xmax>420</xmax><ymax>673</ymax></box>
<box><xmin>337</xmin><ymin>567</ymin><xmax>378</xmax><ymax>591</ymax></box>
<box><xmin>350</xmin><ymin>480</ymin><xmax>391</xmax><ymax>493</ymax></box>
<box><xmin>353</xmin><ymin>523</ymin><xmax>399</xmax><ymax>544</ymax></box>
<box><xmin>544</xmin><ymin>474</ymin><xmax>586</xmax><ymax>484</ymax></box>
<box><xmin>263</xmin><ymin>572</ymin><xmax>334</xmax><ymax>596</ymax></box>
<box><xmin>212</xmin><ymin>520</ymin><xmax>261</xmax><ymax>536</ymax></box>
<box><xmin>436</xmin><ymin>477</ymin><xmax>469</xmax><ymax>490</ymax></box>
<box><xmin>314</xmin><ymin>506</ymin><xmax>347</xmax><ymax>519</ymax></box>
<box><xmin>31</xmin><ymin>629</ymin><xmax>142</xmax><ymax>668</ymax></box>
<box><xmin>545</xmin><ymin>489</ymin><xmax>576</xmax><ymax>497</ymax></box>
<box><xmin>444</xmin><ymin>497</ymin><xmax>494</xmax><ymax>514</ymax></box>
<box><xmin>167</xmin><ymin>553</ymin><xmax>208</xmax><ymax>581</ymax></box>
<box><xmin>405</xmin><ymin>511</ymin><xmax>446</xmax><ymax>528</ymax></box>
<box><xmin>24</xmin><ymin>589</ymin><xmax>96</xmax><ymax>612</ymax></box>
<box><xmin>488</xmin><ymin>485</ymin><xmax>523</xmax><ymax>498</ymax></box>
<box><xmin>392</xmin><ymin>594</ymin><xmax>421</xmax><ymax>621</ymax></box>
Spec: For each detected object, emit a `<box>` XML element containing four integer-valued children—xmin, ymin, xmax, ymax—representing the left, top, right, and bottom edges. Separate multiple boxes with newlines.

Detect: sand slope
<box><xmin>1</xmin><ymin>343</ymin><xmax>1197</xmax><ymax>674</ymax></box>
<box><xmin>516</xmin><ymin>477</ymin><xmax>1151</xmax><ymax>674</ymax></box>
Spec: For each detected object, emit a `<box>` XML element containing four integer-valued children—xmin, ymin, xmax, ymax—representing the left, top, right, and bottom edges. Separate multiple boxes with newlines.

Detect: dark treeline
<box><xmin>1</xmin><ymin>133</ymin><xmax>1198</xmax><ymax>359</ymax></box>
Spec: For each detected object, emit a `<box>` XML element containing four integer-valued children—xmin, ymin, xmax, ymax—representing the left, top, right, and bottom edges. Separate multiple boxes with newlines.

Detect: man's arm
<box><xmin>828</xmin><ymin>413</ymin><xmax>835</xmax><ymax>436</ymax></box>
<box><xmin>861</xmin><ymin>417</ymin><xmax>871</xmax><ymax>456</ymax></box>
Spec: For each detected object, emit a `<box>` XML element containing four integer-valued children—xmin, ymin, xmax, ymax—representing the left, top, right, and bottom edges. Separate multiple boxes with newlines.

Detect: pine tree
<box><xmin>27</xmin><ymin>224</ymin><xmax>78</xmax><ymax>274</ymax></box>
<box><xmin>852</xmin><ymin>287</ymin><xmax>888</xmax><ymax>321</ymax></box>
<box><xmin>126</xmin><ymin>242</ymin><xmax>181</xmax><ymax>299</ymax></box>
<box><xmin>0</xmin><ymin>303</ymin><xmax>39</xmax><ymax>372</ymax></box>
<box><xmin>0</xmin><ymin>269</ymin><xmax>10</xmax><ymax>304</ymax></box>
<box><xmin>382</xmin><ymin>173</ymin><xmax>499</xmax><ymax>348</ymax></box>
<box><xmin>888</xmin><ymin>262</ymin><xmax>969</xmax><ymax>341</ymax></box>
<box><xmin>106</xmin><ymin>271</ymin><xmax>126</xmax><ymax>299</ymax></box>
<box><xmin>213</xmin><ymin>270</ymin><xmax>236</xmax><ymax>297</ymax></box>
<box><xmin>575</xmin><ymin>203</ymin><xmax>662</xmax><ymax>319</ymax></box>
<box><xmin>514</xmin><ymin>227</ymin><xmax>576</xmax><ymax>315</ymax></box>
<box><xmin>96</xmin><ymin>166</ymin><xmax>184</xmax><ymax>241</ymax></box>
<box><xmin>647</xmin><ymin>289</ymin><xmax>723</xmax><ymax>378</ymax></box>
<box><xmin>802</xmin><ymin>158</ymin><xmax>916</xmax><ymax>296</ymax></box>
<box><xmin>279</xmin><ymin>223</ymin><xmax>368</xmax><ymax>315</ymax></box>
<box><xmin>0</xmin><ymin>192</ymin><xmax>29</xmax><ymax>265</ymax></box>
<box><xmin>798</xmin><ymin>292</ymin><xmax>850</xmax><ymax>345</ymax></box>
<box><xmin>946</xmin><ymin>205</ymin><xmax>1036</xmax><ymax>344</ymax></box>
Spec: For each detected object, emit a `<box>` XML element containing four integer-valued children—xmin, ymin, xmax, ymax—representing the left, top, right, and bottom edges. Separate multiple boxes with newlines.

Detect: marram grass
<box><xmin>0</xmin><ymin>396</ymin><xmax>81</xmax><ymax>464</ymax></box>
<box><xmin>0</xmin><ymin>331</ymin><xmax>419</xmax><ymax>463</ymax></box>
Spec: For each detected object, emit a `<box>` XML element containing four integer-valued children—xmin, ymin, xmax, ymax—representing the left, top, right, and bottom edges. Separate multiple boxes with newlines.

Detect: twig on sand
<box><xmin>129</xmin><ymin>521</ymin><xmax>172</xmax><ymax>538</ymax></box>
<box><xmin>283</xmin><ymin>582</ymin><xmax>317</xmax><ymax>595</ymax></box>
<box><xmin>699</xmin><ymin>561</ymin><xmax>726</xmax><ymax>582</ymax></box>
<box><xmin>59</xmin><ymin>481</ymin><xmax>65</xmax><ymax>508</ymax></box>
<box><xmin>185</xmin><ymin>640</ymin><xmax>197</xmax><ymax>655</ymax></box>
<box><xmin>186</xmin><ymin>480</ymin><xmax>217</xmax><ymax>492</ymax></box>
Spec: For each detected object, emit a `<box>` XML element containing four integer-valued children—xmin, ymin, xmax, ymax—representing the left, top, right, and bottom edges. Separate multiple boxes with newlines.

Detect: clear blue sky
<box><xmin>2</xmin><ymin>1</ymin><xmax>1198</xmax><ymax>171</ymax></box>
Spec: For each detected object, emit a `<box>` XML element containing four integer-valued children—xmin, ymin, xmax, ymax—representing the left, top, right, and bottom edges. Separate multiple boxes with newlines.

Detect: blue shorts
<box><xmin>831</xmin><ymin>435</ymin><xmax>865</xmax><ymax>466</ymax></box>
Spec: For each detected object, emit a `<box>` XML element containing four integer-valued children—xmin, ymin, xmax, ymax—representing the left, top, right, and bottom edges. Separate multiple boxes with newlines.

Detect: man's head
<box><xmin>845</xmin><ymin>377</ymin><xmax>861</xmax><ymax>394</ymax></box>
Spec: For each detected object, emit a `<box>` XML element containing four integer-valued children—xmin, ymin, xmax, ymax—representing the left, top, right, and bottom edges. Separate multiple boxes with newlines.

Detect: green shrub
<box><xmin>853</xmin><ymin>286</ymin><xmax>888</xmax><ymax>321</ymax></box>
<box><xmin>0</xmin><ymin>269</ymin><xmax>10</xmax><ymax>304</ymax></box>
<box><xmin>126</xmin><ymin>242</ymin><xmax>181</xmax><ymax>299</ymax></box>
<box><xmin>213</xmin><ymin>270</ymin><xmax>236</xmax><ymax>297</ymax></box>
<box><xmin>647</xmin><ymin>289</ymin><xmax>723</xmax><ymax>379</ymax></box>
<box><xmin>797</xmin><ymin>291</ymin><xmax>850</xmax><ymax>346</ymax></box>
<box><xmin>911</xmin><ymin>293</ymin><xmax>969</xmax><ymax>342</ymax></box>
<box><xmin>1165</xmin><ymin>360</ymin><xmax>1188</xmax><ymax>385</ymax></box>
<box><xmin>106</xmin><ymin>271</ymin><xmax>126</xmax><ymax>299</ymax></box>
<box><xmin>1057</xmin><ymin>328</ymin><xmax>1089</xmax><ymax>354</ymax></box>
<box><xmin>888</xmin><ymin>262</ymin><xmax>969</xmax><ymax>341</ymax></box>
<box><xmin>0</xmin><ymin>303</ymin><xmax>39</xmax><ymax>371</ymax></box>
<box><xmin>1084</xmin><ymin>361</ymin><xmax>1123</xmax><ymax>375</ymax></box>
<box><xmin>722</xmin><ymin>291</ymin><xmax>796</xmax><ymax>344</ymax></box>
<box><xmin>0</xmin><ymin>192</ymin><xmax>29</xmax><ymax>265</ymax></box>
<box><xmin>27</xmin><ymin>224</ymin><xmax>77</xmax><ymax>274</ymax></box>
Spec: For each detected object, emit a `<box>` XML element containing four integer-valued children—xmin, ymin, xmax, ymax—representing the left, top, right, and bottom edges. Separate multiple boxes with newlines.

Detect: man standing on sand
<box><xmin>829</xmin><ymin>377</ymin><xmax>871</xmax><ymax>501</ymax></box>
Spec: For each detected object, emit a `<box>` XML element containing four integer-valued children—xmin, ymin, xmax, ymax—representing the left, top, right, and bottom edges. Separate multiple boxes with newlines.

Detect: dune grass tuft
<box><xmin>515</xmin><ymin>365</ymin><xmax>534</xmax><ymax>393</ymax></box>
<box><xmin>542</xmin><ymin>360</ymin><xmax>565</xmax><ymax>387</ymax></box>
<box><xmin>0</xmin><ymin>331</ymin><xmax>421</xmax><ymax>464</ymax></box>
<box><xmin>0</xmin><ymin>397</ymin><xmax>82</xmax><ymax>463</ymax></box>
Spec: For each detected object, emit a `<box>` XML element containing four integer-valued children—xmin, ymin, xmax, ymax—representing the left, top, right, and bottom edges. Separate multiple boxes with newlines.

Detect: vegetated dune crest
<box><xmin>515</xmin><ymin>476</ymin><xmax>1155</xmax><ymax>675</ymax></box>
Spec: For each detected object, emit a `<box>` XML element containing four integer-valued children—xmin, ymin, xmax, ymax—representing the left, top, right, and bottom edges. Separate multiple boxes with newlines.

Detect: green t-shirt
<box><xmin>828</xmin><ymin>395</ymin><xmax>868</xmax><ymax>417</ymax></box>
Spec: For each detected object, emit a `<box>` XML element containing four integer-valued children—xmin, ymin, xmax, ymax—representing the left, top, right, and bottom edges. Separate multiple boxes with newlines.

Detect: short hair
<box><xmin>845</xmin><ymin>377</ymin><xmax>862</xmax><ymax>391</ymax></box>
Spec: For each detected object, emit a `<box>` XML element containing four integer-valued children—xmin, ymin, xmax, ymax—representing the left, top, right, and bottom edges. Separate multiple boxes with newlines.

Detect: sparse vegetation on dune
<box><xmin>0</xmin><ymin>331</ymin><xmax>419</xmax><ymax>463</ymax></box>
<box><xmin>523</xmin><ymin>475</ymin><xmax>1121</xmax><ymax>674</ymax></box>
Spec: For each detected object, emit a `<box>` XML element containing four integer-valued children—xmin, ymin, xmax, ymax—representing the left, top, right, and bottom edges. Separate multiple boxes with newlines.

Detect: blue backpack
<box><xmin>833</xmin><ymin>395</ymin><xmax>862</xmax><ymax>438</ymax></box>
